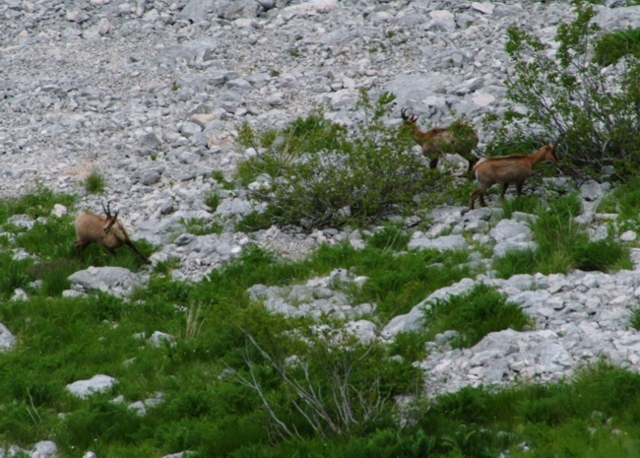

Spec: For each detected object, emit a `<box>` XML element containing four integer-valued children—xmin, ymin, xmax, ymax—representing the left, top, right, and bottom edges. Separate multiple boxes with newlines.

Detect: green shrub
<box><xmin>486</xmin><ymin>0</ymin><xmax>640</xmax><ymax>177</ymax></box>
<box><xmin>84</xmin><ymin>171</ymin><xmax>106</xmax><ymax>194</ymax></box>
<box><xmin>594</xmin><ymin>27</ymin><xmax>640</xmax><ymax>66</ymax></box>
<box><xmin>422</xmin><ymin>283</ymin><xmax>532</xmax><ymax>348</ymax></box>
<box><xmin>235</xmin><ymin>91</ymin><xmax>444</xmax><ymax>229</ymax></box>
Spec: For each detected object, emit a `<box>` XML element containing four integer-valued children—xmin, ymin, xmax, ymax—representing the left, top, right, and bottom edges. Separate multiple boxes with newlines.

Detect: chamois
<box><xmin>401</xmin><ymin>108</ymin><xmax>479</xmax><ymax>173</ymax></box>
<box><xmin>469</xmin><ymin>143</ymin><xmax>558</xmax><ymax>210</ymax></box>
<box><xmin>74</xmin><ymin>201</ymin><xmax>151</xmax><ymax>264</ymax></box>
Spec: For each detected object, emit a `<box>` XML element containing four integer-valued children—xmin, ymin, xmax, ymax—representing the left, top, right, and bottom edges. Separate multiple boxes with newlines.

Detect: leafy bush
<box><xmin>236</xmin><ymin>91</ymin><xmax>442</xmax><ymax>229</ymax></box>
<box><xmin>486</xmin><ymin>0</ymin><xmax>640</xmax><ymax>176</ymax></box>
<box><xmin>422</xmin><ymin>283</ymin><xmax>532</xmax><ymax>349</ymax></box>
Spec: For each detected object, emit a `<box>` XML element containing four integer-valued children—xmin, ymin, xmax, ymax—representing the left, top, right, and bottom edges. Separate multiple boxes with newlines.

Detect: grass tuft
<box><xmin>84</xmin><ymin>171</ymin><xmax>106</xmax><ymax>194</ymax></box>
<box><xmin>422</xmin><ymin>283</ymin><xmax>532</xmax><ymax>348</ymax></box>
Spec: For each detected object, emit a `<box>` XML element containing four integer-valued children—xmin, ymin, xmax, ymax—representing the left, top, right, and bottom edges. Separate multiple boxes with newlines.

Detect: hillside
<box><xmin>3</xmin><ymin>0</ymin><xmax>640</xmax><ymax>456</ymax></box>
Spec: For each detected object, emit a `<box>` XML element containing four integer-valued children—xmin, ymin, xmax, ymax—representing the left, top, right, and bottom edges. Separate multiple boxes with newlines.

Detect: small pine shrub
<box><xmin>84</xmin><ymin>171</ymin><xmax>106</xmax><ymax>194</ymax></box>
<box><xmin>422</xmin><ymin>283</ymin><xmax>532</xmax><ymax>349</ymax></box>
<box><xmin>485</xmin><ymin>1</ymin><xmax>640</xmax><ymax>178</ymax></box>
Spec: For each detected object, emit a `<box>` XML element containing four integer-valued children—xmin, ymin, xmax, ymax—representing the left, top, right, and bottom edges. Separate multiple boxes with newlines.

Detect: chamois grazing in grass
<box><xmin>401</xmin><ymin>108</ymin><xmax>479</xmax><ymax>173</ymax></box>
<box><xmin>469</xmin><ymin>143</ymin><xmax>558</xmax><ymax>210</ymax></box>
<box><xmin>74</xmin><ymin>201</ymin><xmax>151</xmax><ymax>264</ymax></box>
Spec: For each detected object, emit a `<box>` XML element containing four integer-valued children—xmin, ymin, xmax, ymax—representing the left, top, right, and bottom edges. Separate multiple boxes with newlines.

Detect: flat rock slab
<box><xmin>68</xmin><ymin>266</ymin><xmax>142</xmax><ymax>297</ymax></box>
<box><xmin>66</xmin><ymin>374</ymin><xmax>117</xmax><ymax>398</ymax></box>
<box><xmin>408</xmin><ymin>234</ymin><xmax>469</xmax><ymax>252</ymax></box>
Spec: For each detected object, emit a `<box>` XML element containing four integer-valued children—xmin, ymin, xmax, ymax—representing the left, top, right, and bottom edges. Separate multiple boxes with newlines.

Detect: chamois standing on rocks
<box><xmin>401</xmin><ymin>108</ymin><xmax>479</xmax><ymax>173</ymax></box>
<box><xmin>469</xmin><ymin>143</ymin><xmax>558</xmax><ymax>210</ymax></box>
<box><xmin>74</xmin><ymin>202</ymin><xmax>151</xmax><ymax>264</ymax></box>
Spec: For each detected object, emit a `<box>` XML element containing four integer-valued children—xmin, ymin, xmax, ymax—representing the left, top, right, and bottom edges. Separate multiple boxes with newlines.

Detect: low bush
<box><xmin>236</xmin><ymin>91</ymin><xmax>444</xmax><ymax>229</ymax></box>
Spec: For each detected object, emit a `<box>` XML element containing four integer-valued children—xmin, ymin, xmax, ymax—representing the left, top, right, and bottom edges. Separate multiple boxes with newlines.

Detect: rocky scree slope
<box><xmin>2</xmin><ymin>0</ymin><xmax>640</xmax><ymax>452</ymax></box>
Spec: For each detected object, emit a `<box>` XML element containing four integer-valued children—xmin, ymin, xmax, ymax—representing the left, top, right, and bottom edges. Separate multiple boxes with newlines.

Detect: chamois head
<box><xmin>101</xmin><ymin>201</ymin><xmax>119</xmax><ymax>235</ymax></box>
<box><xmin>539</xmin><ymin>143</ymin><xmax>558</xmax><ymax>163</ymax></box>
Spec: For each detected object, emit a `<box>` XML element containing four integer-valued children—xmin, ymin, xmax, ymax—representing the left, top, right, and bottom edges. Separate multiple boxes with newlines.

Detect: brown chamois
<box><xmin>74</xmin><ymin>201</ymin><xmax>151</xmax><ymax>264</ymax></box>
<box><xmin>469</xmin><ymin>143</ymin><xmax>558</xmax><ymax>210</ymax></box>
<box><xmin>401</xmin><ymin>108</ymin><xmax>479</xmax><ymax>173</ymax></box>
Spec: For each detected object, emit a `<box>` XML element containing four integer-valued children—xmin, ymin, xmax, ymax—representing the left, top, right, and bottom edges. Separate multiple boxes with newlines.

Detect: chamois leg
<box><xmin>516</xmin><ymin>182</ymin><xmax>524</xmax><ymax>196</ymax></box>
<box><xmin>500</xmin><ymin>183</ymin><xmax>509</xmax><ymax>199</ymax></box>
<box><xmin>478</xmin><ymin>192</ymin><xmax>488</xmax><ymax>207</ymax></box>
<box><xmin>126</xmin><ymin>240</ymin><xmax>151</xmax><ymax>265</ymax></box>
<box><xmin>466</xmin><ymin>158</ymin><xmax>478</xmax><ymax>179</ymax></box>
<box><xmin>469</xmin><ymin>184</ymin><xmax>489</xmax><ymax>210</ymax></box>
<box><xmin>74</xmin><ymin>240</ymin><xmax>89</xmax><ymax>262</ymax></box>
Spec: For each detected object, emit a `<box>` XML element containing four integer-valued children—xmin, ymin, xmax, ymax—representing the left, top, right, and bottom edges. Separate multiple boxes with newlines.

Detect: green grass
<box><xmin>179</xmin><ymin>218</ymin><xmax>223</xmax><ymax>236</ymax></box>
<box><xmin>493</xmin><ymin>193</ymin><xmax>631</xmax><ymax>278</ymax></box>
<box><xmin>0</xmin><ymin>188</ymin><xmax>76</xmax><ymax>225</ymax></box>
<box><xmin>421</xmin><ymin>283</ymin><xmax>532</xmax><ymax>349</ymax></box>
<box><xmin>0</xmin><ymin>191</ymin><xmax>153</xmax><ymax>301</ymax></box>
<box><xmin>84</xmin><ymin>171</ymin><xmax>106</xmax><ymax>194</ymax></box>
<box><xmin>0</xmin><ymin>187</ymin><xmax>638</xmax><ymax>456</ymax></box>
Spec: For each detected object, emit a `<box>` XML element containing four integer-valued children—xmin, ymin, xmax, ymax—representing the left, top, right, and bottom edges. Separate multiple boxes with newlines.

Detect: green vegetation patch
<box><xmin>485</xmin><ymin>0</ymin><xmax>640</xmax><ymax>179</ymax></box>
<box><xmin>493</xmin><ymin>193</ymin><xmax>631</xmax><ymax>278</ymax></box>
<box><xmin>84</xmin><ymin>171</ymin><xmax>106</xmax><ymax>194</ymax></box>
<box><xmin>421</xmin><ymin>283</ymin><xmax>532</xmax><ymax>349</ymax></box>
<box><xmin>594</xmin><ymin>27</ymin><xmax>640</xmax><ymax>66</ymax></box>
<box><xmin>235</xmin><ymin>91</ymin><xmax>452</xmax><ymax>229</ymax></box>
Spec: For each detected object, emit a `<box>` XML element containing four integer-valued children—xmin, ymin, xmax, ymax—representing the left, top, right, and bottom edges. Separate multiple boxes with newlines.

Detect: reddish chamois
<box><xmin>74</xmin><ymin>201</ymin><xmax>151</xmax><ymax>264</ymax></box>
<box><xmin>401</xmin><ymin>108</ymin><xmax>479</xmax><ymax>173</ymax></box>
<box><xmin>469</xmin><ymin>143</ymin><xmax>558</xmax><ymax>210</ymax></box>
